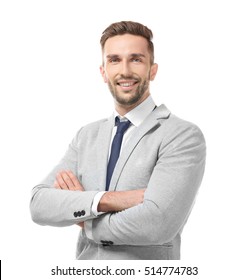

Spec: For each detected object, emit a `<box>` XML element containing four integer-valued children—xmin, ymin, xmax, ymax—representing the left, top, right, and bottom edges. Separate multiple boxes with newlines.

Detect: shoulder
<box><xmin>156</xmin><ymin>109</ymin><xmax>206</xmax><ymax>153</ymax></box>
<box><xmin>155</xmin><ymin>105</ymin><xmax>203</xmax><ymax>136</ymax></box>
<box><xmin>80</xmin><ymin>118</ymin><xmax>109</xmax><ymax>133</ymax></box>
<box><xmin>71</xmin><ymin>117</ymin><xmax>110</xmax><ymax>146</ymax></box>
<box><xmin>167</xmin><ymin>113</ymin><xmax>204</xmax><ymax>137</ymax></box>
<box><xmin>155</xmin><ymin>105</ymin><xmax>204</xmax><ymax>138</ymax></box>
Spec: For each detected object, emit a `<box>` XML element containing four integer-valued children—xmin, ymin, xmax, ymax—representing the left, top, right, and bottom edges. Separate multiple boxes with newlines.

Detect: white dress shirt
<box><xmin>85</xmin><ymin>95</ymin><xmax>156</xmax><ymax>238</ymax></box>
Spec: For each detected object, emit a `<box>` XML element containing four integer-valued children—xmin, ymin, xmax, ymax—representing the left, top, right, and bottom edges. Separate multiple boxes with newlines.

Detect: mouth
<box><xmin>116</xmin><ymin>80</ymin><xmax>138</xmax><ymax>91</ymax></box>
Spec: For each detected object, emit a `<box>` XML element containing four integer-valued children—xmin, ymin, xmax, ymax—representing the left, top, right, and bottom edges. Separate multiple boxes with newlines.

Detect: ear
<box><xmin>149</xmin><ymin>63</ymin><xmax>158</xmax><ymax>81</ymax></box>
<box><xmin>100</xmin><ymin>65</ymin><xmax>108</xmax><ymax>83</ymax></box>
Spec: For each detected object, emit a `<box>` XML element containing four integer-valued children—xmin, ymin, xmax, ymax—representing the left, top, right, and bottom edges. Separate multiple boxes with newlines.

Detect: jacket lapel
<box><xmin>96</xmin><ymin>115</ymin><xmax>115</xmax><ymax>191</ymax></box>
<box><xmin>109</xmin><ymin>105</ymin><xmax>171</xmax><ymax>191</ymax></box>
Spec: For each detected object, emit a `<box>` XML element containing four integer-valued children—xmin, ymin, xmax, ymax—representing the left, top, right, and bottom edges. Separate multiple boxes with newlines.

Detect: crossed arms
<box><xmin>30</xmin><ymin>122</ymin><xmax>206</xmax><ymax>246</ymax></box>
<box><xmin>54</xmin><ymin>169</ymin><xmax>145</xmax><ymax>223</ymax></box>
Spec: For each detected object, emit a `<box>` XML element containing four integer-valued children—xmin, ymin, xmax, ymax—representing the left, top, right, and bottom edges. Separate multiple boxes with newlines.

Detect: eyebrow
<box><xmin>106</xmin><ymin>54</ymin><xmax>119</xmax><ymax>60</ymax></box>
<box><xmin>106</xmin><ymin>53</ymin><xmax>146</xmax><ymax>59</ymax></box>
<box><xmin>130</xmin><ymin>53</ymin><xmax>146</xmax><ymax>58</ymax></box>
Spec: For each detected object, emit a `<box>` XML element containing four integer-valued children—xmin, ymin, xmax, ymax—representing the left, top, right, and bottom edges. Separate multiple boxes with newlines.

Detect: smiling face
<box><xmin>100</xmin><ymin>34</ymin><xmax>158</xmax><ymax>115</ymax></box>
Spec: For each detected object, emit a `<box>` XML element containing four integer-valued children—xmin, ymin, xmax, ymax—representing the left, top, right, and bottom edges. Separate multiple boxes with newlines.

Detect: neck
<box><xmin>115</xmin><ymin>94</ymin><xmax>150</xmax><ymax>116</ymax></box>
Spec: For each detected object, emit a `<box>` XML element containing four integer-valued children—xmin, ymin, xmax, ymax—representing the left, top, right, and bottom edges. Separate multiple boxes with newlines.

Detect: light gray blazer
<box><xmin>30</xmin><ymin>104</ymin><xmax>206</xmax><ymax>260</ymax></box>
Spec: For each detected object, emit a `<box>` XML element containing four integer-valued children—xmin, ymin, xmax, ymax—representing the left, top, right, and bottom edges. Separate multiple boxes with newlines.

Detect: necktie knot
<box><xmin>115</xmin><ymin>117</ymin><xmax>131</xmax><ymax>134</ymax></box>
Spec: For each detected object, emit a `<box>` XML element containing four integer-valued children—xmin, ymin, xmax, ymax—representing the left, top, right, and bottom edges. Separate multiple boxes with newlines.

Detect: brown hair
<box><xmin>100</xmin><ymin>21</ymin><xmax>154</xmax><ymax>64</ymax></box>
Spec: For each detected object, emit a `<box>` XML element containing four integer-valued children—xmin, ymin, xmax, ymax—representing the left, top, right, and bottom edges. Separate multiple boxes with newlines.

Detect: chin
<box><xmin>116</xmin><ymin>95</ymin><xmax>143</xmax><ymax>107</ymax></box>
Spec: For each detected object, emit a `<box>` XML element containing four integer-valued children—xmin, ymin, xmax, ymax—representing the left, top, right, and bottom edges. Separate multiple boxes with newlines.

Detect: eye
<box><xmin>131</xmin><ymin>57</ymin><xmax>142</xmax><ymax>63</ymax></box>
<box><xmin>108</xmin><ymin>57</ymin><xmax>120</xmax><ymax>64</ymax></box>
<box><xmin>111</xmin><ymin>59</ymin><xmax>119</xmax><ymax>63</ymax></box>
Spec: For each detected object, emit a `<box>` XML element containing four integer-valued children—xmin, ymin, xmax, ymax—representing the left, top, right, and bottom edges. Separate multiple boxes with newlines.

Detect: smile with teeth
<box><xmin>117</xmin><ymin>80</ymin><xmax>138</xmax><ymax>88</ymax></box>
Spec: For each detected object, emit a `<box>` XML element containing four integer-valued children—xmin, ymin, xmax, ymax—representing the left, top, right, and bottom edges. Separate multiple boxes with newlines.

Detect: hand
<box><xmin>98</xmin><ymin>188</ymin><xmax>146</xmax><ymax>213</ymax></box>
<box><xmin>54</xmin><ymin>170</ymin><xmax>84</xmax><ymax>191</ymax></box>
<box><xmin>54</xmin><ymin>170</ymin><xmax>85</xmax><ymax>228</ymax></box>
<box><xmin>77</xmin><ymin>222</ymin><xmax>84</xmax><ymax>228</ymax></box>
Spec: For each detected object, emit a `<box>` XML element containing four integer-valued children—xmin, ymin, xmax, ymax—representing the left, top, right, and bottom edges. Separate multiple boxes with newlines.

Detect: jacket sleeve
<box><xmin>91</xmin><ymin>124</ymin><xmax>206</xmax><ymax>245</ymax></box>
<box><xmin>30</xmin><ymin>128</ymin><xmax>99</xmax><ymax>227</ymax></box>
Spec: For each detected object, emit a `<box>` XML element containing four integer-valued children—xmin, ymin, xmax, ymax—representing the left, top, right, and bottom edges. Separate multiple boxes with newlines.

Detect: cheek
<box><xmin>101</xmin><ymin>70</ymin><xmax>109</xmax><ymax>83</ymax></box>
<box><xmin>103</xmin><ymin>74</ymin><xmax>108</xmax><ymax>83</ymax></box>
<box><xmin>104</xmin><ymin>69</ymin><xmax>116</xmax><ymax>83</ymax></box>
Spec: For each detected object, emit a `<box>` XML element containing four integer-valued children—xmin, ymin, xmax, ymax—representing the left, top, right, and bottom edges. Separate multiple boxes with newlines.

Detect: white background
<box><xmin>0</xmin><ymin>0</ymin><xmax>247</xmax><ymax>279</ymax></box>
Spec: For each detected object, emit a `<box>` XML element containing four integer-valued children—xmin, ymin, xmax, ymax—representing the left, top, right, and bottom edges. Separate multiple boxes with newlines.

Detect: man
<box><xmin>30</xmin><ymin>21</ymin><xmax>206</xmax><ymax>260</ymax></box>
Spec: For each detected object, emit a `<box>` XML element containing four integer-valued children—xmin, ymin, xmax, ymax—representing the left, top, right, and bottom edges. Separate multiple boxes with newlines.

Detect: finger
<box><xmin>67</xmin><ymin>170</ymin><xmax>84</xmax><ymax>191</ymax></box>
<box><xmin>56</xmin><ymin>171</ymin><xmax>70</xmax><ymax>190</ymax></box>
<box><xmin>60</xmin><ymin>171</ymin><xmax>76</xmax><ymax>190</ymax></box>
<box><xmin>54</xmin><ymin>179</ymin><xmax>61</xmax><ymax>189</ymax></box>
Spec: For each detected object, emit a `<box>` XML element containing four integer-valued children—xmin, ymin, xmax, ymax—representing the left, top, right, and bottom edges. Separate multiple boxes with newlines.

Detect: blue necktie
<box><xmin>106</xmin><ymin>117</ymin><xmax>131</xmax><ymax>191</ymax></box>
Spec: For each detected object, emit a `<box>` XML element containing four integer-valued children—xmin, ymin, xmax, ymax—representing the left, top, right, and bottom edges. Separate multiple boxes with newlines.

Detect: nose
<box><xmin>120</xmin><ymin>60</ymin><xmax>132</xmax><ymax>77</ymax></box>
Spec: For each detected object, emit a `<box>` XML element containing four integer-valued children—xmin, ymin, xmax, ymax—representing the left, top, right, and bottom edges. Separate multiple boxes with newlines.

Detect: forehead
<box><xmin>103</xmin><ymin>34</ymin><xmax>149</xmax><ymax>57</ymax></box>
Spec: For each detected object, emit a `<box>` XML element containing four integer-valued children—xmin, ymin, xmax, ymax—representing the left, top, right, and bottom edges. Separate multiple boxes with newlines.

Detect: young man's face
<box><xmin>100</xmin><ymin>34</ymin><xmax>158</xmax><ymax>112</ymax></box>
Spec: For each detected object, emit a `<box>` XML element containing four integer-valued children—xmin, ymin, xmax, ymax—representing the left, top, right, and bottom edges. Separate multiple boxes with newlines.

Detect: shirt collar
<box><xmin>114</xmin><ymin>95</ymin><xmax>156</xmax><ymax>127</ymax></box>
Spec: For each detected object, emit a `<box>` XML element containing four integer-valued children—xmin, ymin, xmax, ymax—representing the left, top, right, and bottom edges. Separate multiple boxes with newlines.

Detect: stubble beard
<box><xmin>107</xmin><ymin>76</ymin><xmax>150</xmax><ymax>107</ymax></box>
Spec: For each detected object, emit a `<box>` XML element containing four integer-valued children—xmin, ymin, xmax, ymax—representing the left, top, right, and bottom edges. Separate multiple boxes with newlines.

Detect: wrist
<box><xmin>98</xmin><ymin>191</ymin><xmax>117</xmax><ymax>212</ymax></box>
<box><xmin>92</xmin><ymin>191</ymin><xmax>106</xmax><ymax>216</ymax></box>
